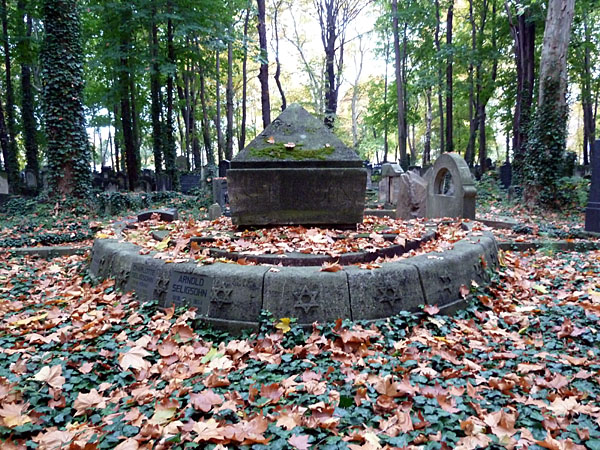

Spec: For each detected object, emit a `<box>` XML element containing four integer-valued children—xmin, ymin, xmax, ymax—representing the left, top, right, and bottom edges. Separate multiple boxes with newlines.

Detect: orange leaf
<box><xmin>320</xmin><ymin>262</ymin><xmax>343</xmax><ymax>272</ymax></box>
<box><xmin>32</xmin><ymin>365</ymin><xmax>65</xmax><ymax>389</ymax></box>
<box><xmin>424</xmin><ymin>304</ymin><xmax>440</xmax><ymax>315</ymax></box>
<box><xmin>119</xmin><ymin>346</ymin><xmax>151</xmax><ymax>372</ymax></box>
<box><xmin>73</xmin><ymin>389</ymin><xmax>107</xmax><ymax>416</ymax></box>
<box><xmin>0</xmin><ymin>403</ymin><xmax>31</xmax><ymax>428</ymax></box>
<box><xmin>190</xmin><ymin>390</ymin><xmax>223</xmax><ymax>413</ymax></box>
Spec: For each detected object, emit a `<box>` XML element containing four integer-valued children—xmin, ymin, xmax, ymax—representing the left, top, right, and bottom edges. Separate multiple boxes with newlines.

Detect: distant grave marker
<box><xmin>585</xmin><ymin>140</ymin><xmax>600</xmax><ymax>232</ymax></box>
<box><xmin>426</xmin><ymin>153</ymin><xmax>476</xmax><ymax>219</ymax></box>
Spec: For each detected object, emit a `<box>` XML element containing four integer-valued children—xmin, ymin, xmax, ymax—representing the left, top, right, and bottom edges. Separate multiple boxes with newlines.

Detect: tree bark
<box><xmin>150</xmin><ymin>1</ymin><xmax>163</xmax><ymax>174</ymax></box>
<box><xmin>215</xmin><ymin>49</ymin><xmax>224</xmax><ymax>162</ymax></box>
<box><xmin>2</xmin><ymin>0</ymin><xmax>19</xmax><ymax>191</ymax></box>
<box><xmin>257</xmin><ymin>0</ymin><xmax>271</xmax><ymax>128</ymax></box>
<box><xmin>18</xmin><ymin>1</ymin><xmax>39</xmax><ymax>184</ymax></box>
<box><xmin>240</xmin><ymin>3</ymin><xmax>250</xmax><ymax>151</ymax></box>
<box><xmin>506</xmin><ymin>2</ymin><xmax>535</xmax><ymax>177</ymax></box>
<box><xmin>165</xmin><ymin>2</ymin><xmax>178</xmax><ymax>188</ymax></box>
<box><xmin>225</xmin><ymin>41</ymin><xmax>234</xmax><ymax>160</ymax></box>
<box><xmin>272</xmin><ymin>0</ymin><xmax>287</xmax><ymax>111</ymax></box>
<box><xmin>445</xmin><ymin>0</ymin><xmax>454</xmax><ymax>154</ymax></box>
<box><xmin>199</xmin><ymin>62</ymin><xmax>214</xmax><ymax>166</ymax></box>
<box><xmin>119</xmin><ymin>14</ymin><xmax>137</xmax><ymax>191</ymax></box>
<box><xmin>392</xmin><ymin>0</ymin><xmax>407</xmax><ymax>167</ymax></box>
<box><xmin>434</xmin><ymin>0</ymin><xmax>444</xmax><ymax>155</ymax></box>
<box><xmin>424</xmin><ymin>88</ymin><xmax>432</xmax><ymax>165</ymax></box>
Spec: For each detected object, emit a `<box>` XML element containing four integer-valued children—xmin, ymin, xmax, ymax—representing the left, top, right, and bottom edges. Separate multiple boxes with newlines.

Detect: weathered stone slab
<box><xmin>395</xmin><ymin>171</ymin><xmax>428</xmax><ymax>220</ymax></box>
<box><xmin>409</xmin><ymin>241</ymin><xmax>488</xmax><ymax>307</ymax></box>
<box><xmin>0</xmin><ymin>171</ymin><xmax>8</xmax><ymax>195</ymax></box>
<box><xmin>208</xmin><ymin>203</ymin><xmax>222</xmax><ymax>221</ymax></box>
<box><xmin>426</xmin><ymin>153</ymin><xmax>476</xmax><ymax>219</ymax></box>
<box><xmin>586</xmin><ymin>140</ymin><xmax>600</xmax><ymax>232</ymax></box>
<box><xmin>263</xmin><ymin>267</ymin><xmax>350</xmax><ymax>324</ymax></box>
<box><xmin>137</xmin><ymin>208</ymin><xmax>178</xmax><ymax>222</ymax></box>
<box><xmin>228</xmin><ymin>104</ymin><xmax>366</xmax><ymax>227</ymax></box>
<box><xmin>165</xmin><ymin>265</ymin><xmax>213</xmax><ymax>314</ymax></box>
<box><xmin>125</xmin><ymin>260</ymin><xmax>163</xmax><ymax>301</ymax></box>
<box><xmin>197</xmin><ymin>263</ymin><xmax>268</xmax><ymax>323</ymax></box>
<box><xmin>347</xmin><ymin>263</ymin><xmax>425</xmax><ymax>320</ymax></box>
<box><xmin>212</xmin><ymin>178</ymin><xmax>228</xmax><ymax>207</ymax></box>
<box><xmin>180</xmin><ymin>174</ymin><xmax>202</xmax><ymax>194</ymax></box>
<box><xmin>228</xmin><ymin>168</ymin><xmax>366</xmax><ymax>227</ymax></box>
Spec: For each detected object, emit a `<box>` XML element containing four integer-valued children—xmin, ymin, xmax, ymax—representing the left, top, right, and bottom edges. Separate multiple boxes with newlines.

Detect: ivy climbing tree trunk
<box><xmin>42</xmin><ymin>0</ymin><xmax>91</xmax><ymax>198</ymax></box>
<box><xmin>2</xmin><ymin>0</ymin><xmax>19</xmax><ymax>192</ymax></box>
<box><xmin>225</xmin><ymin>41</ymin><xmax>234</xmax><ymax>161</ymax></box>
<box><xmin>523</xmin><ymin>0</ymin><xmax>575</xmax><ymax>207</ymax></box>
<box><xmin>239</xmin><ymin>3</ymin><xmax>250</xmax><ymax>151</ymax></box>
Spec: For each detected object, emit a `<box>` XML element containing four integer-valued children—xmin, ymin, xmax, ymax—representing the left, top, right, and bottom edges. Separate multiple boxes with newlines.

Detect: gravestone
<box><xmin>180</xmin><ymin>174</ymin><xmax>202</xmax><ymax>194</ymax></box>
<box><xmin>227</xmin><ymin>103</ymin><xmax>366</xmax><ymax>227</ymax></box>
<box><xmin>219</xmin><ymin>160</ymin><xmax>230</xmax><ymax>178</ymax></box>
<box><xmin>0</xmin><ymin>171</ymin><xmax>9</xmax><ymax>195</ymax></box>
<box><xmin>426</xmin><ymin>153</ymin><xmax>476</xmax><ymax>219</ymax></box>
<box><xmin>166</xmin><ymin>267</ymin><xmax>213</xmax><ymax>314</ymax></box>
<box><xmin>378</xmin><ymin>163</ymin><xmax>404</xmax><ymax>205</ymax></box>
<box><xmin>208</xmin><ymin>203</ymin><xmax>222</xmax><ymax>220</ymax></box>
<box><xmin>212</xmin><ymin>178</ymin><xmax>228</xmax><ymax>207</ymax></box>
<box><xmin>395</xmin><ymin>170</ymin><xmax>428</xmax><ymax>220</ymax></box>
<box><xmin>585</xmin><ymin>140</ymin><xmax>600</xmax><ymax>232</ymax></box>
<box><xmin>24</xmin><ymin>170</ymin><xmax>37</xmax><ymax>190</ymax></box>
<box><xmin>176</xmin><ymin>155</ymin><xmax>189</xmax><ymax>172</ymax></box>
<box><xmin>363</xmin><ymin>161</ymin><xmax>373</xmax><ymax>189</ymax></box>
<box><xmin>156</xmin><ymin>173</ymin><xmax>172</xmax><ymax>191</ymax></box>
<box><xmin>499</xmin><ymin>161</ymin><xmax>512</xmax><ymax>189</ymax></box>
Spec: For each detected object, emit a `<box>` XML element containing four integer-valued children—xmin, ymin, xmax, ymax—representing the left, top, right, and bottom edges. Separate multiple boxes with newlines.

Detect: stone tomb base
<box><xmin>89</xmin><ymin>223</ymin><xmax>498</xmax><ymax>332</ymax></box>
<box><xmin>227</xmin><ymin>167</ymin><xmax>366</xmax><ymax>228</ymax></box>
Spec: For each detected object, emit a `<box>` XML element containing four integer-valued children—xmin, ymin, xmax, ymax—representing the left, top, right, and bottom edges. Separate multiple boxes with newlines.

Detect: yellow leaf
<box><xmin>532</xmin><ymin>285</ymin><xmax>548</xmax><ymax>294</ymax></box>
<box><xmin>11</xmin><ymin>312</ymin><xmax>48</xmax><ymax>327</ymax></box>
<box><xmin>150</xmin><ymin>406</ymin><xmax>177</xmax><ymax>425</ymax></box>
<box><xmin>275</xmin><ymin>318</ymin><xmax>291</xmax><ymax>334</ymax></box>
<box><xmin>96</xmin><ymin>233</ymin><xmax>110</xmax><ymax>239</ymax></box>
<box><xmin>201</xmin><ymin>347</ymin><xmax>223</xmax><ymax>364</ymax></box>
<box><xmin>155</xmin><ymin>237</ymin><xmax>170</xmax><ymax>251</ymax></box>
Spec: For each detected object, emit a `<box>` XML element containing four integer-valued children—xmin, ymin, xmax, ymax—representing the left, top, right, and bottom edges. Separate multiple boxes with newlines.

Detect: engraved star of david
<box><xmin>377</xmin><ymin>284</ymin><xmax>403</xmax><ymax>308</ymax></box>
<box><xmin>211</xmin><ymin>281</ymin><xmax>233</xmax><ymax>307</ymax></box>
<box><xmin>293</xmin><ymin>285</ymin><xmax>320</xmax><ymax>314</ymax></box>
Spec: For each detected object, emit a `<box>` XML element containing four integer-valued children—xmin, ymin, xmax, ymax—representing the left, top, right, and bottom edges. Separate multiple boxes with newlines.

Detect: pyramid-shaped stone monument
<box><xmin>228</xmin><ymin>104</ymin><xmax>366</xmax><ymax>228</ymax></box>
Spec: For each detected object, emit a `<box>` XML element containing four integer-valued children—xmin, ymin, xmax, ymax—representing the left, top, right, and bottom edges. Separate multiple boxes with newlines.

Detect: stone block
<box><xmin>198</xmin><ymin>263</ymin><xmax>268</xmax><ymax>323</ymax></box>
<box><xmin>208</xmin><ymin>203</ymin><xmax>222</xmax><ymax>221</ymax></box>
<box><xmin>90</xmin><ymin>239</ymin><xmax>125</xmax><ymax>279</ymax></box>
<box><xmin>409</xmin><ymin>241</ymin><xmax>488</xmax><ymax>307</ymax></box>
<box><xmin>426</xmin><ymin>153</ymin><xmax>476</xmax><ymax>219</ymax></box>
<box><xmin>347</xmin><ymin>263</ymin><xmax>425</xmax><ymax>320</ymax></box>
<box><xmin>228</xmin><ymin>168</ymin><xmax>366</xmax><ymax>227</ymax></box>
<box><xmin>263</xmin><ymin>267</ymin><xmax>350</xmax><ymax>324</ymax></box>
<box><xmin>0</xmin><ymin>171</ymin><xmax>8</xmax><ymax>195</ymax></box>
<box><xmin>137</xmin><ymin>208</ymin><xmax>178</xmax><ymax>222</ymax></box>
<box><xmin>124</xmin><ymin>257</ymin><xmax>167</xmax><ymax>302</ymax></box>
<box><xmin>586</xmin><ymin>140</ymin><xmax>600</xmax><ymax>232</ymax></box>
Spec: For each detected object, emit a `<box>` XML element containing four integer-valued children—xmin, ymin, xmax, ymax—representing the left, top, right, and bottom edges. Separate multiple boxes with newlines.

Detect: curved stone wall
<box><xmin>89</xmin><ymin>228</ymin><xmax>498</xmax><ymax>331</ymax></box>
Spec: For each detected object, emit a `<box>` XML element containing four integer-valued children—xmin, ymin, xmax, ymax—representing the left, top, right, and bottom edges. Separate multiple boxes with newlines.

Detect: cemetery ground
<box><xmin>1</xmin><ymin>179</ymin><xmax>600</xmax><ymax>450</ymax></box>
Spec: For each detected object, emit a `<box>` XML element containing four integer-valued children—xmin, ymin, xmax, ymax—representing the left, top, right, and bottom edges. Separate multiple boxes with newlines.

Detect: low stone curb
<box><xmin>89</xmin><ymin>227</ymin><xmax>499</xmax><ymax>332</ymax></box>
<box><xmin>6</xmin><ymin>246</ymin><xmax>92</xmax><ymax>258</ymax></box>
<box><xmin>498</xmin><ymin>240</ymin><xmax>600</xmax><ymax>252</ymax></box>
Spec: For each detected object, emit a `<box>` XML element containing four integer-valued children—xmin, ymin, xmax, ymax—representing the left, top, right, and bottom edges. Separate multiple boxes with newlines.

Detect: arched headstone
<box><xmin>426</xmin><ymin>153</ymin><xmax>476</xmax><ymax>219</ymax></box>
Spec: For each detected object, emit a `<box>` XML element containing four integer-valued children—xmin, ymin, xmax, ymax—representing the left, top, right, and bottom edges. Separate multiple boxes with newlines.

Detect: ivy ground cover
<box><xmin>1</xmin><ymin>243</ymin><xmax>600</xmax><ymax>449</ymax></box>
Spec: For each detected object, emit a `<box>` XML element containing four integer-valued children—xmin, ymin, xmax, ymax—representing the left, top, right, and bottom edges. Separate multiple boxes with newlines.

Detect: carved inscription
<box><xmin>167</xmin><ymin>271</ymin><xmax>212</xmax><ymax>314</ymax></box>
<box><xmin>126</xmin><ymin>262</ymin><xmax>158</xmax><ymax>300</ymax></box>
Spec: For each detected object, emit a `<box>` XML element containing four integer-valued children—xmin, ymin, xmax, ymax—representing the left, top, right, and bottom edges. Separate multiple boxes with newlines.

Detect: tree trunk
<box><xmin>2</xmin><ymin>0</ymin><xmax>19</xmax><ymax>191</ymax></box>
<box><xmin>257</xmin><ymin>0</ymin><xmax>271</xmax><ymax>128</ymax></box>
<box><xmin>119</xmin><ymin>19</ymin><xmax>137</xmax><ymax>191</ymax></box>
<box><xmin>150</xmin><ymin>2</ymin><xmax>163</xmax><ymax>174</ymax></box>
<box><xmin>272</xmin><ymin>0</ymin><xmax>287</xmax><ymax>111</ymax></box>
<box><xmin>383</xmin><ymin>36</ymin><xmax>390</xmax><ymax>163</ymax></box>
<box><xmin>434</xmin><ymin>0</ymin><xmax>444</xmax><ymax>154</ymax></box>
<box><xmin>465</xmin><ymin>0</ymin><xmax>477</xmax><ymax>166</ymax></box>
<box><xmin>445</xmin><ymin>0</ymin><xmax>454</xmax><ymax>154</ymax></box>
<box><xmin>199</xmin><ymin>62</ymin><xmax>214</xmax><ymax>166</ymax></box>
<box><xmin>18</xmin><ymin>2</ymin><xmax>39</xmax><ymax>184</ymax></box>
<box><xmin>424</xmin><ymin>87</ymin><xmax>432</xmax><ymax>165</ymax></box>
<box><xmin>165</xmin><ymin>3</ymin><xmax>178</xmax><ymax>188</ymax></box>
<box><xmin>506</xmin><ymin>2</ymin><xmax>536</xmax><ymax>180</ymax></box>
<box><xmin>42</xmin><ymin>0</ymin><xmax>91</xmax><ymax>198</ymax></box>
<box><xmin>215</xmin><ymin>50</ymin><xmax>224</xmax><ymax>162</ymax></box>
<box><xmin>392</xmin><ymin>0</ymin><xmax>407</xmax><ymax>168</ymax></box>
<box><xmin>351</xmin><ymin>35</ymin><xmax>365</xmax><ymax>148</ymax></box>
<box><xmin>537</xmin><ymin>0</ymin><xmax>574</xmax><ymax>109</ymax></box>
<box><xmin>225</xmin><ymin>41</ymin><xmax>234</xmax><ymax>161</ymax></box>
<box><xmin>240</xmin><ymin>3</ymin><xmax>250</xmax><ymax>151</ymax></box>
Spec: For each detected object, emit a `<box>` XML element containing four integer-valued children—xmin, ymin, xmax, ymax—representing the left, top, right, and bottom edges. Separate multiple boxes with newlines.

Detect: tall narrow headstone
<box><xmin>0</xmin><ymin>171</ymin><xmax>8</xmax><ymax>195</ymax></box>
<box><xmin>219</xmin><ymin>160</ymin><xmax>230</xmax><ymax>178</ymax></box>
<box><xmin>227</xmin><ymin>104</ymin><xmax>366</xmax><ymax>228</ymax></box>
<box><xmin>585</xmin><ymin>140</ymin><xmax>600</xmax><ymax>232</ymax></box>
